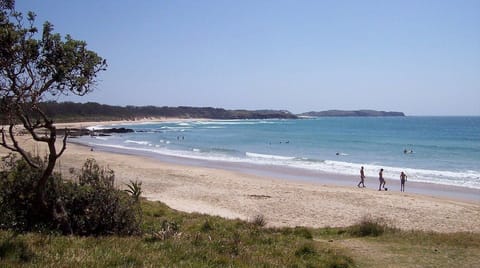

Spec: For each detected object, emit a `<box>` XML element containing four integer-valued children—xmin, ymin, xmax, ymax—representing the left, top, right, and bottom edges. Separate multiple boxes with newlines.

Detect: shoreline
<box><xmin>80</xmin><ymin>140</ymin><xmax>480</xmax><ymax>204</ymax></box>
<box><xmin>61</xmin><ymin>141</ymin><xmax>480</xmax><ymax>232</ymax></box>
<box><xmin>66</xmin><ymin>118</ymin><xmax>480</xmax><ymax>192</ymax></box>
<box><xmin>3</xmin><ymin>119</ymin><xmax>479</xmax><ymax>233</ymax></box>
<box><xmin>67</xmin><ymin>118</ymin><xmax>480</xmax><ymax>203</ymax></box>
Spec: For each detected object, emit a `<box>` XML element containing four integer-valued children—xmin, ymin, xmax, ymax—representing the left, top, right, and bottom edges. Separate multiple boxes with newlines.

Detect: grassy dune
<box><xmin>1</xmin><ymin>200</ymin><xmax>479</xmax><ymax>267</ymax></box>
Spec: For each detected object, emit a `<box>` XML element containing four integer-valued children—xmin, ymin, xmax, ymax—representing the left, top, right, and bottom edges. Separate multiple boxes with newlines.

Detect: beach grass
<box><xmin>1</xmin><ymin>199</ymin><xmax>479</xmax><ymax>267</ymax></box>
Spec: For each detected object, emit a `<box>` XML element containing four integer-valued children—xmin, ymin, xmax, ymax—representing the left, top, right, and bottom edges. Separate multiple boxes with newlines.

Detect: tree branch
<box><xmin>56</xmin><ymin>128</ymin><xmax>68</xmax><ymax>158</ymax></box>
<box><xmin>18</xmin><ymin>113</ymin><xmax>50</xmax><ymax>143</ymax></box>
<box><xmin>38</xmin><ymin>78</ymin><xmax>56</xmax><ymax>96</ymax></box>
<box><xmin>1</xmin><ymin>125</ymin><xmax>40</xmax><ymax>169</ymax></box>
<box><xmin>1</xmin><ymin>127</ymin><xmax>17</xmax><ymax>151</ymax></box>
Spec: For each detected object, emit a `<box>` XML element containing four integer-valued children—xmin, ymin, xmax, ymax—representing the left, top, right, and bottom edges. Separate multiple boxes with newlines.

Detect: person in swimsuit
<box><xmin>378</xmin><ymin>168</ymin><xmax>385</xmax><ymax>191</ymax></box>
<box><xmin>400</xmin><ymin>171</ymin><xmax>408</xmax><ymax>192</ymax></box>
<box><xmin>357</xmin><ymin>166</ymin><xmax>366</xmax><ymax>188</ymax></box>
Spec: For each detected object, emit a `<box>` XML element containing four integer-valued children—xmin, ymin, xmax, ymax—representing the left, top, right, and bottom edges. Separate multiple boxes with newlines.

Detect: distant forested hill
<box><xmin>299</xmin><ymin>110</ymin><xmax>405</xmax><ymax>117</ymax></box>
<box><xmin>33</xmin><ymin>102</ymin><xmax>297</xmax><ymax>122</ymax></box>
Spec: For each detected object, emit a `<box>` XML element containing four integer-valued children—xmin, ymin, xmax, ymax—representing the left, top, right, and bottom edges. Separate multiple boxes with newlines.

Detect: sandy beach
<box><xmin>1</xmin><ymin>120</ymin><xmax>480</xmax><ymax>233</ymax></box>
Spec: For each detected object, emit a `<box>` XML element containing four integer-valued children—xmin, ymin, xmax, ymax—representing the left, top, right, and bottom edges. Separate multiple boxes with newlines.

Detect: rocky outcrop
<box><xmin>62</xmin><ymin>127</ymin><xmax>134</xmax><ymax>137</ymax></box>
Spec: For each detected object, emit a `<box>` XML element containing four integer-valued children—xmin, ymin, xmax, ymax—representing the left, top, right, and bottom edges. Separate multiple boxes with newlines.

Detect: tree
<box><xmin>0</xmin><ymin>0</ymin><xmax>107</xmax><ymax>226</ymax></box>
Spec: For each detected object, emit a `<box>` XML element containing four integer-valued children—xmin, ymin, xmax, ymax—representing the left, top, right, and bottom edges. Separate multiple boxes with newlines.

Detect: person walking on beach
<box><xmin>378</xmin><ymin>168</ymin><xmax>386</xmax><ymax>191</ymax></box>
<box><xmin>400</xmin><ymin>171</ymin><xmax>408</xmax><ymax>192</ymax></box>
<box><xmin>357</xmin><ymin>166</ymin><xmax>366</xmax><ymax>188</ymax></box>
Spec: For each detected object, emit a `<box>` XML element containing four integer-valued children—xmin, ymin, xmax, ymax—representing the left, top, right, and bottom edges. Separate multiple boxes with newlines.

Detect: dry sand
<box><xmin>1</xmin><ymin>120</ymin><xmax>479</xmax><ymax>233</ymax></box>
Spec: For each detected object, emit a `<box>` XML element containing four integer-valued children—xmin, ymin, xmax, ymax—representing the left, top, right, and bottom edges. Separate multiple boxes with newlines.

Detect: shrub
<box><xmin>124</xmin><ymin>180</ymin><xmax>143</xmax><ymax>202</ymax></box>
<box><xmin>250</xmin><ymin>214</ymin><xmax>266</xmax><ymax>227</ymax></box>
<box><xmin>144</xmin><ymin>220</ymin><xmax>180</xmax><ymax>241</ymax></box>
<box><xmin>0</xmin><ymin>155</ymin><xmax>141</xmax><ymax>236</ymax></box>
<box><xmin>200</xmin><ymin>219</ymin><xmax>214</xmax><ymax>232</ymax></box>
<box><xmin>295</xmin><ymin>243</ymin><xmax>316</xmax><ymax>257</ymax></box>
<box><xmin>0</xmin><ymin>154</ymin><xmax>60</xmax><ymax>232</ymax></box>
<box><xmin>347</xmin><ymin>216</ymin><xmax>390</xmax><ymax>237</ymax></box>
<box><xmin>0</xmin><ymin>236</ymin><xmax>34</xmax><ymax>262</ymax></box>
<box><xmin>293</xmin><ymin>226</ymin><xmax>313</xmax><ymax>239</ymax></box>
<box><xmin>60</xmin><ymin>158</ymin><xmax>142</xmax><ymax>236</ymax></box>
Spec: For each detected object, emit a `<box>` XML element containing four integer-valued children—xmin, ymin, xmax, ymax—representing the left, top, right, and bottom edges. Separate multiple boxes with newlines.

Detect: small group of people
<box><xmin>357</xmin><ymin>166</ymin><xmax>408</xmax><ymax>192</ymax></box>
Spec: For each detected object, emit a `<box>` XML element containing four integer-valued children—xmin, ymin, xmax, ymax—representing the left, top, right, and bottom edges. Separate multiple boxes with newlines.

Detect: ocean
<box><xmin>76</xmin><ymin>117</ymin><xmax>480</xmax><ymax>190</ymax></box>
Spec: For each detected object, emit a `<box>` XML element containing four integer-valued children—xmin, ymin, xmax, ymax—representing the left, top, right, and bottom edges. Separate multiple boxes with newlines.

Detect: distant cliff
<box><xmin>33</xmin><ymin>102</ymin><xmax>297</xmax><ymax>122</ymax></box>
<box><xmin>299</xmin><ymin>110</ymin><xmax>405</xmax><ymax>117</ymax></box>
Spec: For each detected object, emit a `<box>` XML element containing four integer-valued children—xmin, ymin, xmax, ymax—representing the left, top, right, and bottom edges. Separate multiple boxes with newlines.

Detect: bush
<box><xmin>293</xmin><ymin>226</ymin><xmax>313</xmax><ymax>239</ymax></box>
<box><xmin>0</xmin><ymin>154</ymin><xmax>60</xmax><ymax>232</ymax></box>
<box><xmin>63</xmin><ymin>158</ymin><xmax>142</xmax><ymax>236</ymax></box>
<box><xmin>295</xmin><ymin>243</ymin><xmax>316</xmax><ymax>257</ymax></box>
<box><xmin>0</xmin><ymin>155</ymin><xmax>141</xmax><ymax>236</ymax></box>
<box><xmin>250</xmin><ymin>214</ymin><xmax>266</xmax><ymax>227</ymax></box>
<box><xmin>0</xmin><ymin>236</ymin><xmax>34</xmax><ymax>262</ymax></box>
<box><xmin>347</xmin><ymin>216</ymin><xmax>390</xmax><ymax>237</ymax></box>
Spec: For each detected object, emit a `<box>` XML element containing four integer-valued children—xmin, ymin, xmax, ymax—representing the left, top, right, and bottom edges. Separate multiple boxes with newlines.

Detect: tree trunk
<box><xmin>34</xmin><ymin>130</ymin><xmax>73</xmax><ymax>235</ymax></box>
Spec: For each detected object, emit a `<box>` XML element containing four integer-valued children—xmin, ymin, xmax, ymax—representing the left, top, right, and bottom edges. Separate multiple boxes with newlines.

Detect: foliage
<box><xmin>250</xmin><ymin>214</ymin><xmax>267</xmax><ymax>227</ymax></box>
<box><xmin>124</xmin><ymin>180</ymin><xmax>142</xmax><ymax>202</ymax></box>
<box><xmin>0</xmin><ymin>3</ymin><xmax>106</xmax><ymax>109</ymax></box>
<box><xmin>0</xmin><ymin>155</ymin><xmax>141</xmax><ymax>236</ymax></box>
<box><xmin>0</xmin><ymin>235</ymin><xmax>34</xmax><ymax>263</ymax></box>
<box><xmin>293</xmin><ymin>226</ymin><xmax>314</xmax><ymax>239</ymax></box>
<box><xmin>63</xmin><ymin>158</ymin><xmax>141</xmax><ymax>236</ymax></box>
<box><xmin>77</xmin><ymin>158</ymin><xmax>115</xmax><ymax>188</ymax></box>
<box><xmin>2</xmin><ymin>101</ymin><xmax>298</xmax><ymax>122</ymax></box>
<box><xmin>0</xmin><ymin>1</ymin><xmax>107</xmax><ymax>215</ymax></box>
<box><xmin>0</xmin><ymin>154</ymin><xmax>60</xmax><ymax>232</ymax></box>
<box><xmin>1</xmin><ymin>199</ymin><xmax>480</xmax><ymax>267</ymax></box>
<box><xmin>347</xmin><ymin>216</ymin><xmax>394</xmax><ymax>237</ymax></box>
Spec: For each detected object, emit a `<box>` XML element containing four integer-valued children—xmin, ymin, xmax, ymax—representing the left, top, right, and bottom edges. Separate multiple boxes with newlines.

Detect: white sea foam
<box><xmin>76</xmin><ymin>117</ymin><xmax>480</xmax><ymax>190</ymax></box>
<box><xmin>246</xmin><ymin>152</ymin><xmax>296</xmax><ymax>160</ymax></box>
<box><xmin>124</xmin><ymin>140</ymin><xmax>149</xmax><ymax>145</ymax></box>
<box><xmin>83</xmin><ymin>138</ymin><xmax>480</xmax><ymax>189</ymax></box>
<box><xmin>194</xmin><ymin>120</ymin><xmax>276</xmax><ymax>126</ymax></box>
<box><xmin>86</xmin><ymin>125</ymin><xmax>108</xmax><ymax>131</ymax></box>
<box><xmin>79</xmin><ymin>135</ymin><xmax>480</xmax><ymax>190</ymax></box>
<box><xmin>161</xmin><ymin>126</ymin><xmax>192</xmax><ymax>131</ymax></box>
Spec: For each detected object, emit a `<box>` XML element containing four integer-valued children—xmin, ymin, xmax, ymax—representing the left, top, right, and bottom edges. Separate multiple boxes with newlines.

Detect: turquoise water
<box><xmin>78</xmin><ymin>117</ymin><xmax>480</xmax><ymax>189</ymax></box>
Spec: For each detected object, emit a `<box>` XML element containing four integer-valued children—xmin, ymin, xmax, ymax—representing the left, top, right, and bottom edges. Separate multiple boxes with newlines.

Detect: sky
<box><xmin>15</xmin><ymin>0</ymin><xmax>480</xmax><ymax>115</ymax></box>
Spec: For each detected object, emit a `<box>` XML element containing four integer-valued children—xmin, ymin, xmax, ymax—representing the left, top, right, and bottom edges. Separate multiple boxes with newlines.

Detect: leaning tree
<box><xmin>0</xmin><ymin>1</ymin><xmax>107</xmax><ymax>216</ymax></box>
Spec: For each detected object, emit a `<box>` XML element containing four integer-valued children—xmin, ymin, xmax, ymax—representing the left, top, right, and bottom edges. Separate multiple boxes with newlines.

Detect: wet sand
<box><xmin>88</xmin><ymin>142</ymin><xmax>480</xmax><ymax>204</ymax></box>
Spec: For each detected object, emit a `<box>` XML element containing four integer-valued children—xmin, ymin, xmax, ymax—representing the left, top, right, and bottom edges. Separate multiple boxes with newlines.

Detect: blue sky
<box><xmin>16</xmin><ymin>0</ymin><xmax>480</xmax><ymax>115</ymax></box>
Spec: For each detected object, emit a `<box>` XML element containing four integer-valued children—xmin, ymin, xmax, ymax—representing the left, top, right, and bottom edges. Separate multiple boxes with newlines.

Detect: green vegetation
<box><xmin>1</xmin><ymin>3</ymin><xmax>478</xmax><ymax>266</ymax></box>
<box><xmin>346</xmin><ymin>216</ymin><xmax>394</xmax><ymax>237</ymax></box>
<box><xmin>1</xmin><ymin>199</ymin><xmax>479</xmax><ymax>267</ymax></box>
<box><xmin>36</xmin><ymin>101</ymin><xmax>298</xmax><ymax>122</ymax></box>
<box><xmin>0</xmin><ymin>200</ymin><xmax>352</xmax><ymax>267</ymax></box>
<box><xmin>1</xmin><ymin>0</ymin><xmax>107</xmax><ymax>228</ymax></box>
<box><xmin>0</xmin><ymin>155</ymin><xmax>141</xmax><ymax>235</ymax></box>
<box><xmin>1</xmin><ymin>153</ymin><xmax>479</xmax><ymax>267</ymax></box>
